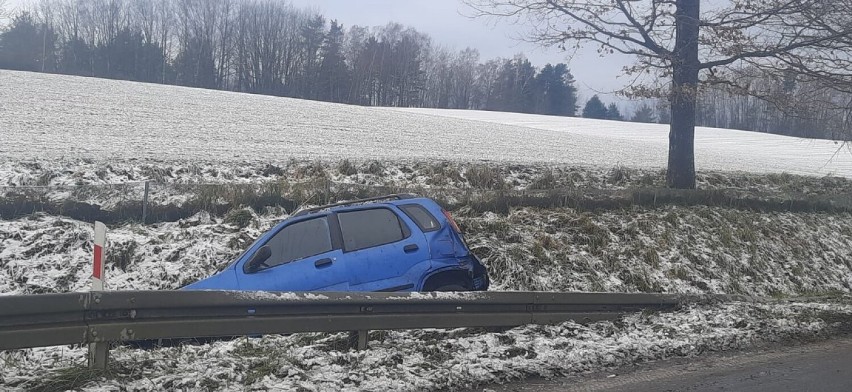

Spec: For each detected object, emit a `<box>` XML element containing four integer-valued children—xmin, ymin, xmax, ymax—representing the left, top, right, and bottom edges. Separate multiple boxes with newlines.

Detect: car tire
<box><xmin>434</xmin><ymin>284</ymin><xmax>466</xmax><ymax>292</ymax></box>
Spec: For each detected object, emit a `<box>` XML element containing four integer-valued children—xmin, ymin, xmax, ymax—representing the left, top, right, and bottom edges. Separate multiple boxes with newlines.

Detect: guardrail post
<box><xmin>348</xmin><ymin>330</ymin><xmax>368</xmax><ymax>350</ymax></box>
<box><xmin>88</xmin><ymin>342</ymin><xmax>109</xmax><ymax>370</ymax></box>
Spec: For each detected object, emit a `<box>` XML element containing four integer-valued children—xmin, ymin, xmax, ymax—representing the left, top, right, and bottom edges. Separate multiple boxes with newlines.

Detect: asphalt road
<box><xmin>476</xmin><ymin>335</ymin><xmax>852</xmax><ymax>392</ymax></box>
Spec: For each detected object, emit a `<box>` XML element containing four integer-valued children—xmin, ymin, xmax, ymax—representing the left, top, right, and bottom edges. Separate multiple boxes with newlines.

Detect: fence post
<box><xmin>89</xmin><ymin>222</ymin><xmax>109</xmax><ymax>369</ymax></box>
<box><xmin>348</xmin><ymin>330</ymin><xmax>369</xmax><ymax>350</ymax></box>
<box><xmin>325</xmin><ymin>178</ymin><xmax>332</xmax><ymax>204</ymax></box>
<box><xmin>142</xmin><ymin>181</ymin><xmax>150</xmax><ymax>224</ymax></box>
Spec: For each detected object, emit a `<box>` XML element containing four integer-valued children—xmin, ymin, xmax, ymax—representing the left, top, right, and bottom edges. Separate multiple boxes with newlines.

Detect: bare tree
<box><xmin>422</xmin><ymin>45</ymin><xmax>453</xmax><ymax>107</ymax></box>
<box><xmin>132</xmin><ymin>0</ymin><xmax>156</xmax><ymax>45</ymax></box>
<box><xmin>154</xmin><ymin>0</ymin><xmax>173</xmax><ymax>83</ymax></box>
<box><xmin>450</xmin><ymin>48</ymin><xmax>480</xmax><ymax>109</ymax></box>
<box><xmin>465</xmin><ymin>0</ymin><xmax>852</xmax><ymax>188</ymax></box>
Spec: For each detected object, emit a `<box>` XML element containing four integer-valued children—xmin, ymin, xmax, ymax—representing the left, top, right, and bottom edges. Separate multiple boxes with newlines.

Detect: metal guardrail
<box><xmin>0</xmin><ymin>290</ymin><xmax>722</xmax><ymax>369</ymax></box>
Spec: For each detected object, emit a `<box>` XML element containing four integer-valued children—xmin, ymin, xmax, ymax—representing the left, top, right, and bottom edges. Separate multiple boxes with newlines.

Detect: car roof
<box><xmin>290</xmin><ymin>194</ymin><xmax>433</xmax><ymax>218</ymax></box>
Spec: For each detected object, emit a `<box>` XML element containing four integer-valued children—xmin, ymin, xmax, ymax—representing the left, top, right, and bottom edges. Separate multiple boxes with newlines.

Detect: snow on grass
<box><xmin>3</xmin><ymin>205</ymin><xmax>852</xmax><ymax>298</ymax></box>
<box><xmin>2</xmin><ymin>300</ymin><xmax>851</xmax><ymax>391</ymax></box>
<box><xmin>3</xmin><ymin>70</ymin><xmax>852</xmax><ymax>178</ymax></box>
<box><xmin>5</xmin><ymin>160</ymin><xmax>852</xmax><ymax>231</ymax></box>
<box><xmin>0</xmin><ymin>212</ymin><xmax>276</xmax><ymax>295</ymax></box>
<box><xmin>458</xmin><ymin>206</ymin><xmax>852</xmax><ymax>297</ymax></box>
<box><xmin>5</xmin><ymin>160</ymin><xmax>852</xmax><ymax>199</ymax></box>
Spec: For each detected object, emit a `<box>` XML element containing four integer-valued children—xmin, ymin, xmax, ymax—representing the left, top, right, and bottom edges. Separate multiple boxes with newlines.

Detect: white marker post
<box><xmin>89</xmin><ymin>221</ymin><xmax>108</xmax><ymax>370</ymax></box>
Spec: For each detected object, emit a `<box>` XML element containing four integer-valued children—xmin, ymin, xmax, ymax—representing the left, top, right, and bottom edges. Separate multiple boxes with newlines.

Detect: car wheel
<box><xmin>434</xmin><ymin>284</ymin><xmax>466</xmax><ymax>292</ymax></box>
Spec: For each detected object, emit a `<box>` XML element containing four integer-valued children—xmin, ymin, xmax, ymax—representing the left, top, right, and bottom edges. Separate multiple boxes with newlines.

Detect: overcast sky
<box><xmin>290</xmin><ymin>0</ymin><xmax>632</xmax><ymax>103</ymax></box>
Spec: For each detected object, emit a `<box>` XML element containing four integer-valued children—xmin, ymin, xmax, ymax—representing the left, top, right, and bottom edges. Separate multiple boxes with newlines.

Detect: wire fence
<box><xmin>2</xmin><ymin>177</ymin><xmax>852</xmax><ymax>224</ymax></box>
<box><xmin>0</xmin><ymin>178</ymin><xmax>495</xmax><ymax>224</ymax></box>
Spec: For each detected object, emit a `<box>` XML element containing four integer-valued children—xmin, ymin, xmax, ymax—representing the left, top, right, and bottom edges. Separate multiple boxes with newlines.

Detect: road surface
<box><xmin>475</xmin><ymin>335</ymin><xmax>852</xmax><ymax>392</ymax></box>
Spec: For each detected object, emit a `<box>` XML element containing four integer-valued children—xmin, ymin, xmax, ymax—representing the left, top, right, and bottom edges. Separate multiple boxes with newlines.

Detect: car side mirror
<box><xmin>245</xmin><ymin>245</ymin><xmax>272</xmax><ymax>273</ymax></box>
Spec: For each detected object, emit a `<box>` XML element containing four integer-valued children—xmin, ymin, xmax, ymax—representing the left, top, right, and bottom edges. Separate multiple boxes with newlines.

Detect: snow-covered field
<box><xmin>0</xmin><ymin>71</ymin><xmax>628</xmax><ymax>168</ymax></box>
<box><xmin>2</xmin><ymin>70</ymin><xmax>851</xmax><ymax>177</ymax></box>
<box><xmin>4</xmin><ymin>70</ymin><xmax>852</xmax><ymax>391</ymax></box>
<box><xmin>395</xmin><ymin>108</ymin><xmax>852</xmax><ymax>178</ymax></box>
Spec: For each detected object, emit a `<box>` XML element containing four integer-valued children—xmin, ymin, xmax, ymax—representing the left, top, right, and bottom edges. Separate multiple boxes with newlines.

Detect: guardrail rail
<box><xmin>0</xmin><ymin>290</ymin><xmax>726</xmax><ymax>369</ymax></box>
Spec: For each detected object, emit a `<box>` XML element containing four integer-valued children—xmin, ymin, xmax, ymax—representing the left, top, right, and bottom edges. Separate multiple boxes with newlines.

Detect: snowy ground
<box><xmin>464</xmin><ymin>206</ymin><xmax>852</xmax><ymax>297</ymax></box>
<box><xmin>3</xmin><ymin>70</ymin><xmax>852</xmax><ymax>177</ymax></box>
<box><xmin>0</xmin><ymin>71</ymin><xmax>633</xmax><ymax>168</ymax></box>
<box><xmin>3</xmin><ymin>159</ymin><xmax>852</xmax><ymax>226</ymax></box>
<box><xmin>395</xmin><ymin>108</ymin><xmax>852</xmax><ymax>178</ymax></box>
<box><xmin>3</xmin><ymin>206</ymin><xmax>852</xmax><ymax>297</ymax></box>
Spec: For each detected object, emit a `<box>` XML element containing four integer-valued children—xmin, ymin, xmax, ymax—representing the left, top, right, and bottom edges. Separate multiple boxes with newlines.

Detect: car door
<box><xmin>236</xmin><ymin>215</ymin><xmax>349</xmax><ymax>291</ymax></box>
<box><xmin>335</xmin><ymin>207</ymin><xmax>430</xmax><ymax>292</ymax></box>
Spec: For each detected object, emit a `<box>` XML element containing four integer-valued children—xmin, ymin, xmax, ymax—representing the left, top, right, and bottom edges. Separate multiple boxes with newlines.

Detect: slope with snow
<box><xmin>2</xmin><ymin>70</ymin><xmax>851</xmax><ymax>178</ymax></box>
<box><xmin>0</xmin><ymin>71</ymin><xmax>633</xmax><ymax>168</ymax></box>
<box><xmin>395</xmin><ymin>107</ymin><xmax>852</xmax><ymax>178</ymax></box>
<box><xmin>3</xmin><ymin>205</ymin><xmax>852</xmax><ymax>391</ymax></box>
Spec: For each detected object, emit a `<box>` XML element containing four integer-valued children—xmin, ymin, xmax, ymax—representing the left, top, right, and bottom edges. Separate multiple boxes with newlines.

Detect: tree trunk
<box><xmin>667</xmin><ymin>0</ymin><xmax>700</xmax><ymax>189</ymax></box>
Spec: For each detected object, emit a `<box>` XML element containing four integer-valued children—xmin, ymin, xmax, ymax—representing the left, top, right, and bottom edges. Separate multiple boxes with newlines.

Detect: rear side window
<box><xmin>400</xmin><ymin>204</ymin><xmax>441</xmax><ymax>232</ymax></box>
<box><xmin>265</xmin><ymin>217</ymin><xmax>332</xmax><ymax>268</ymax></box>
<box><xmin>338</xmin><ymin>208</ymin><xmax>408</xmax><ymax>251</ymax></box>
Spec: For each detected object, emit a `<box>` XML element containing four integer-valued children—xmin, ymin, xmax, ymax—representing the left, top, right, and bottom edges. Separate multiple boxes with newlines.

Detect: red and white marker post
<box><xmin>92</xmin><ymin>221</ymin><xmax>106</xmax><ymax>291</ymax></box>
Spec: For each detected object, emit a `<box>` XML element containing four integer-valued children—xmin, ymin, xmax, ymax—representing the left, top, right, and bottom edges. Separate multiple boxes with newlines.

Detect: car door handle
<box><xmin>403</xmin><ymin>244</ymin><xmax>419</xmax><ymax>253</ymax></box>
<box><xmin>314</xmin><ymin>258</ymin><xmax>333</xmax><ymax>268</ymax></box>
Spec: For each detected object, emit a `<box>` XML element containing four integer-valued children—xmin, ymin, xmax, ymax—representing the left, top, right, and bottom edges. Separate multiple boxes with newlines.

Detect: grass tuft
<box><xmin>607</xmin><ymin>166</ymin><xmax>631</xmax><ymax>185</ymax></box>
<box><xmin>465</xmin><ymin>165</ymin><xmax>507</xmax><ymax>190</ymax></box>
<box><xmin>26</xmin><ymin>366</ymin><xmax>109</xmax><ymax>392</ymax></box>
<box><xmin>529</xmin><ymin>170</ymin><xmax>557</xmax><ymax>190</ymax></box>
<box><xmin>643</xmin><ymin>249</ymin><xmax>661</xmax><ymax>268</ymax></box>
<box><xmin>337</xmin><ymin>159</ymin><xmax>358</xmax><ymax>176</ymax></box>
<box><xmin>224</xmin><ymin>208</ymin><xmax>254</xmax><ymax>229</ymax></box>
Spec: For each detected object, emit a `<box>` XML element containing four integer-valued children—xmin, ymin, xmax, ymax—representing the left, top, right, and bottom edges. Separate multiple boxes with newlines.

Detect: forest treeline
<box><xmin>0</xmin><ymin>0</ymin><xmax>578</xmax><ymax>116</ymax></box>
<box><xmin>0</xmin><ymin>0</ymin><xmax>848</xmax><ymax>139</ymax></box>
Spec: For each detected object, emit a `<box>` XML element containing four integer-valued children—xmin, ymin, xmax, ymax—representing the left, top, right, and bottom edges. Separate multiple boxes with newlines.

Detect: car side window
<box><xmin>337</xmin><ymin>208</ymin><xmax>408</xmax><ymax>252</ymax></box>
<box><xmin>264</xmin><ymin>217</ymin><xmax>332</xmax><ymax>268</ymax></box>
<box><xmin>399</xmin><ymin>204</ymin><xmax>441</xmax><ymax>232</ymax></box>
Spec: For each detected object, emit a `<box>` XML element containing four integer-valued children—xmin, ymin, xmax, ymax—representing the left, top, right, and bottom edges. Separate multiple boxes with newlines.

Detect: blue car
<box><xmin>185</xmin><ymin>194</ymin><xmax>489</xmax><ymax>292</ymax></box>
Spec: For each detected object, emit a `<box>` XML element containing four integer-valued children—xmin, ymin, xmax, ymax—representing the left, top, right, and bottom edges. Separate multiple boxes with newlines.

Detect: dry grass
<box><xmin>460</xmin><ymin>205</ymin><xmax>852</xmax><ymax>297</ymax></box>
<box><xmin>5</xmin><ymin>162</ymin><xmax>852</xmax><ymax>225</ymax></box>
<box><xmin>24</xmin><ymin>366</ymin><xmax>111</xmax><ymax>392</ymax></box>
